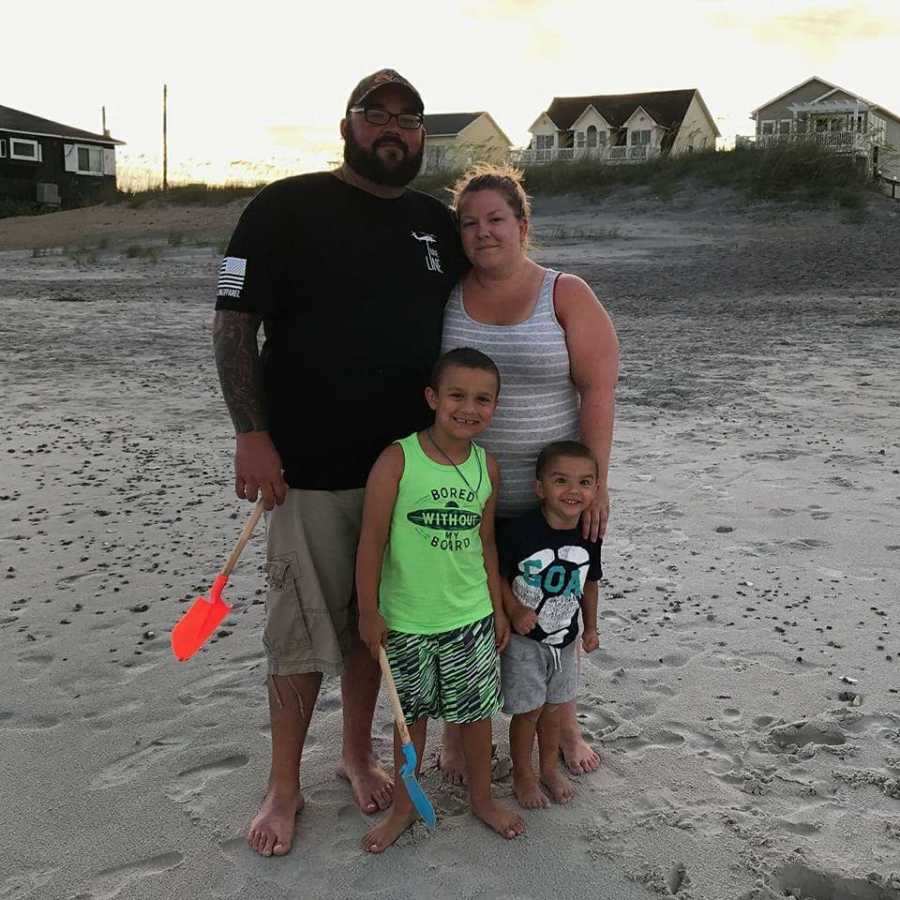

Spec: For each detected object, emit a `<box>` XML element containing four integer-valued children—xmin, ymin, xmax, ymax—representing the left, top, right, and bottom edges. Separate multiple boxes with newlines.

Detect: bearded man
<box><xmin>212</xmin><ymin>69</ymin><xmax>465</xmax><ymax>857</ymax></box>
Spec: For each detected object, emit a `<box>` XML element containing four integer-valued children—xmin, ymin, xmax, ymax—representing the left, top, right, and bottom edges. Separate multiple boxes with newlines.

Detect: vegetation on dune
<box><xmin>413</xmin><ymin>144</ymin><xmax>874</xmax><ymax>210</ymax></box>
<box><xmin>116</xmin><ymin>182</ymin><xmax>265</xmax><ymax>209</ymax></box>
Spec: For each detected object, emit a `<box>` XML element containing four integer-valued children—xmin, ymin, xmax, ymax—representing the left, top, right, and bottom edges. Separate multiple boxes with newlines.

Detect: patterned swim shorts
<box><xmin>385</xmin><ymin>614</ymin><xmax>502</xmax><ymax>725</ymax></box>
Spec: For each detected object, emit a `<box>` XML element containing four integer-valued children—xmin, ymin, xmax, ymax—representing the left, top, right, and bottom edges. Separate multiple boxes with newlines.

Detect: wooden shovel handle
<box><xmin>378</xmin><ymin>646</ymin><xmax>412</xmax><ymax>745</ymax></box>
<box><xmin>220</xmin><ymin>499</ymin><xmax>265</xmax><ymax>578</ymax></box>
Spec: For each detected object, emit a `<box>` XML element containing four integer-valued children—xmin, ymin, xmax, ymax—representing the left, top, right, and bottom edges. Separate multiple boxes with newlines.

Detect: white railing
<box><xmin>756</xmin><ymin>131</ymin><xmax>869</xmax><ymax>153</ymax></box>
<box><xmin>513</xmin><ymin>145</ymin><xmax>659</xmax><ymax>166</ymax></box>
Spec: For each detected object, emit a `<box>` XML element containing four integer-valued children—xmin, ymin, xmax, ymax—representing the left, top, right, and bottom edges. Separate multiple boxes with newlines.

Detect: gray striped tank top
<box><xmin>441</xmin><ymin>268</ymin><xmax>580</xmax><ymax>517</ymax></box>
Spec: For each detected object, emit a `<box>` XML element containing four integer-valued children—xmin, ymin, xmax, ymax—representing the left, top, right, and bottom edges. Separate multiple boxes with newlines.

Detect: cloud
<box><xmin>754</xmin><ymin>5</ymin><xmax>900</xmax><ymax>44</ymax></box>
<box><xmin>462</xmin><ymin>0</ymin><xmax>557</xmax><ymax>18</ymax></box>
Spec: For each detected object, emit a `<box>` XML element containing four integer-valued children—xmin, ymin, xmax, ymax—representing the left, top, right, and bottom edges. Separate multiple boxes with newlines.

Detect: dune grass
<box><xmin>116</xmin><ymin>182</ymin><xmax>265</xmax><ymax>209</ymax></box>
<box><xmin>413</xmin><ymin>144</ymin><xmax>873</xmax><ymax>209</ymax></box>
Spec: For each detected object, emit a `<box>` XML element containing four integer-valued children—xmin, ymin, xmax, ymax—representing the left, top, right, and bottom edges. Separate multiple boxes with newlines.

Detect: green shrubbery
<box><xmin>413</xmin><ymin>144</ymin><xmax>873</xmax><ymax>209</ymax></box>
<box><xmin>117</xmin><ymin>182</ymin><xmax>264</xmax><ymax>209</ymax></box>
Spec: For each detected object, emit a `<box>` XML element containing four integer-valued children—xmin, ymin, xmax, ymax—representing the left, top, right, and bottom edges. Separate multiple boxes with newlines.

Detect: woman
<box><xmin>438</xmin><ymin>164</ymin><xmax>619</xmax><ymax>781</ymax></box>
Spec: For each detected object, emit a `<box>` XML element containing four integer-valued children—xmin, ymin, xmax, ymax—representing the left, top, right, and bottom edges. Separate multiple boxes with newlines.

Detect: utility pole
<box><xmin>163</xmin><ymin>84</ymin><xmax>168</xmax><ymax>192</ymax></box>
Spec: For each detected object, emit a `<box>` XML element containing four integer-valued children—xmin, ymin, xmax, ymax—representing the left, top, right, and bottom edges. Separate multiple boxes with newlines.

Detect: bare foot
<box><xmin>337</xmin><ymin>755</ymin><xmax>393</xmax><ymax>814</ymax></box>
<box><xmin>247</xmin><ymin>784</ymin><xmax>304</xmax><ymax>857</ymax></box>
<box><xmin>361</xmin><ymin>808</ymin><xmax>418</xmax><ymax>854</ymax></box>
<box><xmin>437</xmin><ymin>728</ymin><xmax>467</xmax><ymax>785</ymax></box>
<box><xmin>471</xmin><ymin>797</ymin><xmax>525</xmax><ymax>839</ymax></box>
<box><xmin>560</xmin><ymin>734</ymin><xmax>600</xmax><ymax>775</ymax></box>
<box><xmin>541</xmin><ymin>768</ymin><xmax>575</xmax><ymax>804</ymax></box>
<box><xmin>512</xmin><ymin>770</ymin><xmax>549</xmax><ymax>809</ymax></box>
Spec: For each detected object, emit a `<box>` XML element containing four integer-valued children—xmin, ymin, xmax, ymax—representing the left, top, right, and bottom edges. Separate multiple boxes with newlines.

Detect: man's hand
<box><xmin>234</xmin><ymin>431</ymin><xmax>288</xmax><ymax>510</ymax></box>
<box><xmin>582</xmin><ymin>629</ymin><xmax>600</xmax><ymax>653</ymax></box>
<box><xmin>494</xmin><ymin>610</ymin><xmax>511</xmax><ymax>652</ymax></box>
<box><xmin>510</xmin><ymin>606</ymin><xmax>537</xmax><ymax>637</ymax></box>
<box><xmin>359</xmin><ymin>610</ymin><xmax>387</xmax><ymax>660</ymax></box>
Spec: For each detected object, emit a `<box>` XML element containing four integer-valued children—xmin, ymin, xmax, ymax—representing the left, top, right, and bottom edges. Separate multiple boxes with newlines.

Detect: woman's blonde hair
<box><xmin>449</xmin><ymin>163</ymin><xmax>532</xmax><ymax>222</ymax></box>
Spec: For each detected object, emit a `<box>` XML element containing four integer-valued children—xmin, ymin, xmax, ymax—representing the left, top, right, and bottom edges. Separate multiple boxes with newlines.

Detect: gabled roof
<box><xmin>544</xmin><ymin>89</ymin><xmax>698</xmax><ymax>131</ymax></box>
<box><xmin>424</xmin><ymin>111</ymin><xmax>512</xmax><ymax>147</ymax></box>
<box><xmin>0</xmin><ymin>103</ymin><xmax>124</xmax><ymax>145</ymax></box>
<box><xmin>751</xmin><ymin>76</ymin><xmax>900</xmax><ymax>126</ymax></box>
<box><xmin>424</xmin><ymin>112</ymin><xmax>484</xmax><ymax>137</ymax></box>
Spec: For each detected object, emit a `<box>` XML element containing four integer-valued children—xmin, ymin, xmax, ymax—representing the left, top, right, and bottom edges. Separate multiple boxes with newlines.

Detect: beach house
<box><xmin>751</xmin><ymin>77</ymin><xmax>900</xmax><ymax>180</ymax></box>
<box><xmin>421</xmin><ymin>112</ymin><xmax>511</xmax><ymax>173</ymax></box>
<box><xmin>516</xmin><ymin>89</ymin><xmax>719</xmax><ymax>165</ymax></box>
<box><xmin>0</xmin><ymin>103</ymin><xmax>123</xmax><ymax>207</ymax></box>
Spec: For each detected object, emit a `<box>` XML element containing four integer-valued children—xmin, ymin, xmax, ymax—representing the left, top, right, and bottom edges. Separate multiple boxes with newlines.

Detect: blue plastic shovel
<box><xmin>378</xmin><ymin>646</ymin><xmax>437</xmax><ymax>829</ymax></box>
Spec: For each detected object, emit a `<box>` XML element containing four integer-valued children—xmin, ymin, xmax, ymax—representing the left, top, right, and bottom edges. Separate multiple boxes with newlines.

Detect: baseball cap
<box><xmin>346</xmin><ymin>69</ymin><xmax>424</xmax><ymax>114</ymax></box>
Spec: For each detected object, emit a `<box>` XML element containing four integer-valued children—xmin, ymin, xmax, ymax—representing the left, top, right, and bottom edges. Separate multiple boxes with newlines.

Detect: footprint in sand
<box><xmin>766</xmin><ymin>719</ymin><xmax>846</xmax><ymax>751</ymax></box>
<box><xmin>775</xmin><ymin>861</ymin><xmax>900</xmax><ymax>900</ymax></box>
<box><xmin>0</xmin><ymin>711</ymin><xmax>60</xmax><ymax>730</ymax></box>
<box><xmin>0</xmin><ymin>866</ymin><xmax>57</xmax><ymax>900</ymax></box>
<box><xmin>90</xmin><ymin>738</ymin><xmax>187</xmax><ymax>789</ymax></box>
<box><xmin>75</xmin><ymin>852</ymin><xmax>183</xmax><ymax>900</ymax></box>
<box><xmin>16</xmin><ymin>652</ymin><xmax>53</xmax><ymax>680</ymax></box>
<box><xmin>164</xmin><ymin>752</ymin><xmax>249</xmax><ymax>822</ymax></box>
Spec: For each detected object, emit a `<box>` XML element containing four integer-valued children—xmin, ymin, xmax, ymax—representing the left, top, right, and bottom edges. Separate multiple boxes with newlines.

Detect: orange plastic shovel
<box><xmin>171</xmin><ymin>499</ymin><xmax>265</xmax><ymax>661</ymax></box>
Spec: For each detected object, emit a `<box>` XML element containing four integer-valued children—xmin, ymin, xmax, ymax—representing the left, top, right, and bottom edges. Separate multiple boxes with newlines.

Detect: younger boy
<box><xmin>499</xmin><ymin>440</ymin><xmax>602</xmax><ymax>809</ymax></box>
<box><xmin>356</xmin><ymin>347</ymin><xmax>524</xmax><ymax>852</ymax></box>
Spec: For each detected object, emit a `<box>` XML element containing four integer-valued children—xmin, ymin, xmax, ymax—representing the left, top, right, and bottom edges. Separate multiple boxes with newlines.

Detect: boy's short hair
<box><xmin>535</xmin><ymin>440</ymin><xmax>598</xmax><ymax>479</ymax></box>
<box><xmin>430</xmin><ymin>347</ymin><xmax>501</xmax><ymax>394</ymax></box>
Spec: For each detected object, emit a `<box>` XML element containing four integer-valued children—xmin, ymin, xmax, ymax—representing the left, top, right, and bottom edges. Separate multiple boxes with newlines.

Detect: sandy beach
<box><xmin>2</xmin><ymin>184</ymin><xmax>899</xmax><ymax>900</ymax></box>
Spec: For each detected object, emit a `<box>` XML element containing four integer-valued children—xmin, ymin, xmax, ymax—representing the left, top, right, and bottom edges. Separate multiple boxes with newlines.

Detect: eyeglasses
<box><xmin>349</xmin><ymin>107</ymin><xmax>424</xmax><ymax>130</ymax></box>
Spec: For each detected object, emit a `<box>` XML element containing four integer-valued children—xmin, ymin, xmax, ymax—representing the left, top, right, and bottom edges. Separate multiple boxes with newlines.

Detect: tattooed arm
<box><xmin>213</xmin><ymin>309</ymin><xmax>288</xmax><ymax>508</ymax></box>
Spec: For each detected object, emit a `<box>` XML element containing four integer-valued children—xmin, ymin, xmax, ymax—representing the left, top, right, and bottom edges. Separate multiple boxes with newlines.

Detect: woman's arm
<box><xmin>554</xmin><ymin>273</ymin><xmax>620</xmax><ymax>540</ymax></box>
<box><xmin>480</xmin><ymin>453</ymin><xmax>510</xmax><ymax>652</ymax></box>
<box><xmin>356</xmin><ymin>444</ymin><xmax>404</xmax><ymax>659</ymax></box>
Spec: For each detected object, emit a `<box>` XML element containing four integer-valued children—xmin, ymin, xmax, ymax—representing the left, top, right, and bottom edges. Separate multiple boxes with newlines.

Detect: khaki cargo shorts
<box><xmin>263</xmin><ymin>488</ymin><xmax>364</xmax><ymax>676</ymax></box>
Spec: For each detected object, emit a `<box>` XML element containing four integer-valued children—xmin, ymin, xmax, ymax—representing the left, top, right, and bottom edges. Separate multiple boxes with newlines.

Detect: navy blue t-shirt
<box><xmin>499</xmin><ymin>508</ymin><xmax>602</xmax><ymax>647</ymax></box>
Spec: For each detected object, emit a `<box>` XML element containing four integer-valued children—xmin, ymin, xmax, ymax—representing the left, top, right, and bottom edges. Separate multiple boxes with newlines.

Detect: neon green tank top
<box><xmin>379</xmin><ymin>432</ymin><xmax>494</xmax><ymax>634</ymax></box>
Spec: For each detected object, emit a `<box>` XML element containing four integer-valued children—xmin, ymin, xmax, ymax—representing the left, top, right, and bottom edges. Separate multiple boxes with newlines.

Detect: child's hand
<box><xmin>359</xmin><ymin>610</ymin><xmax>387</xmax><ymax>660</ymax></box>
<box><xmin>511</xmin><ymin>607</ymin><xmax>537</xmax><ymax>636</ymax></box>
<box><xmin>582</xmin><ymin>629</ymin><xmax>600</xmax><ymax>653</ymax></box>
<box><xmin>494</xmin><ymin>611</ymin><xmax>511</xmax><ymax>652</ymax></box>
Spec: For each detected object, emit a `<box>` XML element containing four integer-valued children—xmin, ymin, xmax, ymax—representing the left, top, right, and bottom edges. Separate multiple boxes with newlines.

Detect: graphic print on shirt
<box><xmin>410</xmin><ymin>231</ymin><xmax>443</xmax><ymax>273</ymax></box>
<box><xmin>217</xmin><ymin>256</ymin><xmax>247</xmax><ymax>298</ymax></box>
<box><xmin>513</xmin><ymin>546</ymin><xmax>589</xmax><ymax>644</ymax></box>
<box><xmin>406</xmin><ymin>485</ymin><xmax>480</xmax><ymax>552</ymax></box>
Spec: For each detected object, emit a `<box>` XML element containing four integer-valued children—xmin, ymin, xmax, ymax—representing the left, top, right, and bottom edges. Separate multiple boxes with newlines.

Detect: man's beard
<box><xmin>343</xmin><ymin>128</ymin><xmax>423</xmax><ymax>187</ymax></box>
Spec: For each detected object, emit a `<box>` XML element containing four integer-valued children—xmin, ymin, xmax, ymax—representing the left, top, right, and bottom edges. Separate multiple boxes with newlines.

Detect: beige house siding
<box><xmin>671</xmin><ymin>93</ymin><xmax>717</xmax><ymax>153</ymax></box>
<box><xmin>879</xmin><ymin>117</ymin><xmax>900</xmax><ymax>180</ymax></box>
<box><xmin>529</xmin><ymin>113</ymin><xmax>559</xmax><ymax>148</ymax></box>
<box><xmin>422</xmin><ymin>113</ymin><xmax>510</xmax><ymax>172</ymax></box>
<box><xmin>456</xmin><ymin>116</ymin><xmax>510</xmax><ymax>164</ymax></box>
<box><xmin>755</xmin><ymin>78</ymin><xmax>834</xmax><ymax>133</ymax></box>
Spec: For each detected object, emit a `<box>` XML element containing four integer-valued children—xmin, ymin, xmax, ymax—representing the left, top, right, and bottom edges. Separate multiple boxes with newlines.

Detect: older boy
<box><xmin>356</xmin><ymin>347</ymin><xmax>524</xmax><ymax>851</ymax></box>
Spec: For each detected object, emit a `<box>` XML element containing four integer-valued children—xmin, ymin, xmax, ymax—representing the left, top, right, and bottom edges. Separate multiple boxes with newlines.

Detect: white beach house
<box><xmin>516</xmin><ymin>89</ymin><xmax>719</xmax><ymax>165</ymax></box>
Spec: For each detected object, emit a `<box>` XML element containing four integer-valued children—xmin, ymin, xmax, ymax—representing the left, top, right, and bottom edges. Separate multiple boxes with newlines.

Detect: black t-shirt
<box><xmin>215</xmin><ymin>172</ymin><xmax>466</xmax><ymax>489</ymax></box>
<box><xmin>499</xmin><ymin>509</ymin><xmax>603</xmax><ymax>647</ymax></box>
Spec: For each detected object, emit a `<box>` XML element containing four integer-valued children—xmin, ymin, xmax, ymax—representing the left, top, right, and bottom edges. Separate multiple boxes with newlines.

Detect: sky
<box><xmin>5</xmin><ymin>0</ymin><xmax>899</xmax><ymax>186</ymax></box>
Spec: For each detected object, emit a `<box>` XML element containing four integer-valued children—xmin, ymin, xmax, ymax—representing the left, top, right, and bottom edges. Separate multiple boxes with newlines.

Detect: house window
<box><xmin>534</xmin><ymin>134</ymin><xmax>554</xmax><ymax>150</ymax></box>
<box><xmin>10</xmin><ymin>138</ymin><xmax>42</xmax><ymax>161</ymax></box>
<box><xmin>779</xmin><ymin>119</ymin><xmax>791</xmax><ymax>135</ymax></box>
<box><xmin>586</xmin><ymin>125</ymin><xmax>598</xmax><ymax>148</ymax></box>
<box><xmin>761</xmin><ymin>121</ymin><xmax>775</xmax><ymax>135</ymax></box>
<box><xmin>77</xmin><ymin>146</ymin><xmax>104</xmax><ymax>174</ymax></box>
<box><xmin>575</xmin><ymin>131</ymin><xmax>585</xmax><ymax>148</ymax></box>
<box><xmin>630</xmin><ymin>129</ymin><xmax>651</xmax><ymax>146</ymax></box>
<box><xmin>0</xmin><ymin>138</ymin><xmax>6</xmax><ymax>158</ymax></box>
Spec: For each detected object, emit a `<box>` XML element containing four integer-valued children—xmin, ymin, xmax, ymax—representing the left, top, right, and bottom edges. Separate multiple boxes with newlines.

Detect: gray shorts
<box><xmin>263</xmin><ymin>488</ymin><xmax>364</xmax><ymax>677</ymax></box>
<box><xmin>501</xmin><ymin>633</ymin><xmax>578</xmax><ymax>714</ymax></box>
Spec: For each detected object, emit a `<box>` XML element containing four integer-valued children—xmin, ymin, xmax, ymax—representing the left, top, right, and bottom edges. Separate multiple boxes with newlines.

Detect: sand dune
<box><xmin>2</xmin><ymin>185</ymin><xmax>899</xmax><ymax>900</ymax></box>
